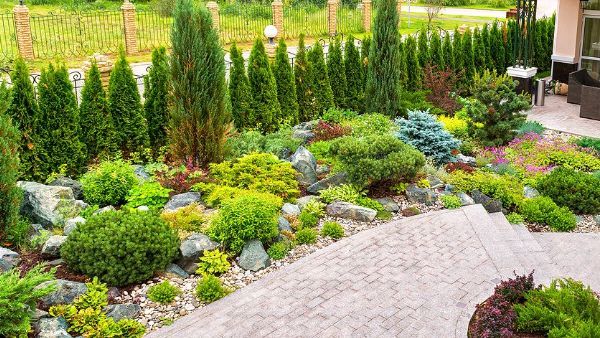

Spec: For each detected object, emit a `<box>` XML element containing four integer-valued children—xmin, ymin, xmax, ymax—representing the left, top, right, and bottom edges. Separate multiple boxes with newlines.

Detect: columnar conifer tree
<box><xmin>452</xmin><ymin>29</ymin><xmax>463</xmax><ymax>71</ymax></box>
<box><xmin>294</xmin><ymin>35</ymin><xmax>315</xmax><ymax>122</ymax></box>
<box><xmin>462</xmin><ymin>29</ymin><xmax>475</xmax><ymax>80</ymax></box>
<box><xmin>405</xmin><ymin>35</ymin><xmax>422</xmax><ymax>89</ymax></box>
<box><xmin>365</xmin><ymin>0</ymin><xmax>402</xmax><ymax>116</ymax></box>
<box><xmin>248</xmin><ymin>39</ymin><xmax>281</xmax><ymax>132</ymax></box>
<box><xmin>481</xmin><ymin>24</ymin><xmax>493</xmax><ymax>70</ymax></box>
<box><xmin>490</xmin><ymin>22</ymin><xmax>505</xmax><ymax>72</ymax></box>
<box><xmin>327</xmin><ymin>38</ymin><xmax>347</xmax><ymax>108</ymax></box>
<box><xmin>398</xmin><ymin>38</ymin><xmax>409</xmax><ymax>86</ymax></box>
<box><xmin>417</xmin><ymin>29</ymin><xmax>430</xmax><ymax>68</ymax></box>
<box><xmin>308</xmin><ymin>42</ymin><xmax>334</xmax><ymax>116</ymax></box>
<box><xmin>273</xmin><ymin>39</ymin><xmax>299</xmax><ymax>125</ymax></box>
<box><xmin>169</xmin><ymin>0</ymin><xmax>231</xmax><ymax>166</ymax></box>
<box><xmin>443</xmin><ymin>32</ymin><xmax>454</xmax><ymax>70</ymax></box>
<box><xmin>6</xmin><ymin>58</ymin><xmax>43</xmax><ymax>180</ymax></box>
<box><xmin>535</xmin><ymin>19</ymin><xmax>547</xmax><ymax>71</ymax></box>
<box><xmin>0</xmin><ymin>82</ymin><xmax>21</xmax><ymax>238</ymax></box>
<box><xmin>473</xmin><ymin>28</ymin><xmax>487</xmax><ymax>72</ymax></box>
<box><xmin>144</xmin><ymin>47</ymin><xmax>171</xmax><ymax>152</ymax></box>
<box><xmin>506</xmin><ymin>21</ymin><xmax>516</xmax><ymax>67</ymax></box>
<box><xmin>229</xmin><ymin>42</ymin><xmax>253</xmax><ymax>129</ymax></box>
<box><xmin>80</xmin><ymin>61</ymin><xmax>116</xmax><ymax>160</ymax></box>
<box><xmin>108</xmin><ymin>50</ymin><xmax>149</xmax><ymax>154</ymax></box>
<box><xmin>361</xmin><ymin>36</ymin><xmax>371</xmax><ymax>92</ymax></box>
<box><xmin>344</xmin><ymin>35</ymin><xmax>363</xmax><ymax>112</ymax></box>
<box><xmin>37</xmin><ymin>64</ymin><xmax>86</xmax><ymax>177</ymax></box>
<box><xmin>429</xmin><ymin>30</ymin><xmax>444</xmax><ymax>69</ymax></box>
<box><xmin>545</xmin><ymin>16</ymin><xmax>555</xmax><ymax>71</ymax></box>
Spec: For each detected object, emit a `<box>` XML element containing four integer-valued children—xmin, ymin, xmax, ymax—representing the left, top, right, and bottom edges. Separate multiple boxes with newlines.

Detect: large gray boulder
<box><xmin>93</xmin><ymin>205</ymin><xmax>115</xmax><ymax>215</ymax></box>
<box><xmin>406</xmin><ymin>184</ymin><xmax>437</xmax><ymax>206</ymax></box>
<box><xmin>132</xmin><ymin>165</ymin><xmax>151</xmax><ymax>181</ymax></box>
<box><xmin>376</xmin><ymin>197</ymin><xmax>399</xmax><ymax>213</ymax></box>
<box><xmin>307</xmin><ymin>172</ymin><xmax>348</xmax><ymax>194</ymax></box>
<box><xmin>49</xmin><ymin>177</ymin><xmax>82</xmax><ymax>200</ymax></box>
<box><xmin>457</xmin><ymin>192</ymin><xmax>475</xmax><ymax>206</ymax></box>
<box><xmin>0</xmin><ymin>247</ymin><xmax>20</xmax><ymax>272</ymax></box>
<box><xmin>472</xmin><ymin>190</ymin><xmax>502</xmax><ymax>213</ymax></box>
<box><xmin>292</xmin><ymin>121</ymin><xmax>316</xmax><ymax>142</ymax></box>
<box><xmin>18</xmin><ymin>181</ymin><xmax>83</xmax><ymax>227</ymax></box>
<box><xmin>164</xmin><ymin>192</ymin><xmax>202</xmax><ymax>212</ymax></box>
<box><xmin>38</xmin><ymin>279</ymin><xmax>87</xmax><ymax>307</ymax></box>
<box><xmin>37</xmin><ymin>317</ymin><xmax>71</xmax><ymax>338</ymax></box>
<box><xmin>41</xmin><ymin>235</ymin><xmax>67</xmax><ymax>258</ymax></box>
<box><xmin>105</xmin><ymin>303</ymin><xmax>141</xmax><ymax>321</ymax></box>
<box><xmin>177</xmin><ymin>233</ymin><xmax>219</xmax><ymax>274</ymax></box>
<box><xmin>326</xmin><ymin>202</ymin><xmax>377</xmax><ymax>222</ymax></box>
<box><xmin>165</xmin><ymin>263</ymin><xmax>190</xmax><ymax>279</ymax></box>
<box><xmin>456</xmin><ymin>154</ymin><xmax>477</xmax><ymax>166</ymax></box>
<box><xmin>238</xmin><ymin>240</ymin><xmax>270</xmax><ymax>271</ymax></box>
<box><xmin>289</xmin><ymin>146</ymin><xmax>318</xmax><ymax>186</ymax></box>
<box><xmin>64</xmin><ymin>216</ymin><xmax>85</xmax><ymax>236</ymax></box>
<box><xmin>281</xmin><ymin>203</ymin><xmax>301</xmax><ymax>217</ymax></box>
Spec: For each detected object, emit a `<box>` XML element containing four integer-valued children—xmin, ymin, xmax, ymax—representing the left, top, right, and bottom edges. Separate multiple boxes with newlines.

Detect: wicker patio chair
<box><xmin>567</xmin><ymin>69</ymin><xmax>600</xmax><ymax>105</ymax></box>
<box><xmin>580</xmin><ymin>85</ymin><xmax>600</xmax><ymax>120</ymax></box>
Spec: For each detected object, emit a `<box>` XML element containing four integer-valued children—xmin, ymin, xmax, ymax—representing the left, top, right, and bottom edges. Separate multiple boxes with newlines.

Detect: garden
<box><xmin>1</xmin><ymin>0</ymin><xmax>600</xmax><ymax>336</ymax></box>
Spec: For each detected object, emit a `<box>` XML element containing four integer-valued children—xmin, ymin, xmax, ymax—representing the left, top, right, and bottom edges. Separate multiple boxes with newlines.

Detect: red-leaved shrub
<box><xmin>155</xmin><ymin>158</ymin><xmax>208</xmax><ymax>193</ymax></box>
<box><xmin>445</xmin><ymin>162</ymin><xmax>475</xmax><ymax>174</ymax></box>
<box><xmin>423</xmin><ymin>64</ymin><xmax>463</xmax><ymax>115</ymax></box>
<box><xmin>312</xmin><ymin>120</ymin><xmax>351</xmax><ymax>142</ymax></box>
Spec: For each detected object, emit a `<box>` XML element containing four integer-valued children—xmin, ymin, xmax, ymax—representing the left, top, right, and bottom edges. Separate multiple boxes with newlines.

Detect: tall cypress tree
<box><xmin>481</xmin><ymin>24</ymin><xmax>493</xmax><ymax>70</ymax></box>
<box><xmin>344</xmin><ymin>35</ymin><xmax>363</xmax><ymax>112</ymax></box>
<box><xmin>108</xmin><ymin>50</ymin><xmax>149</xmax><ymax>154</ymax></box>
<box><xmin>405</xmin><ymin>35</ymin><xmax>422</xmax><ymax>90</ymax></box>
<box><xmin>273</xmin><ymin>39</ymin><xmax>299</xmax><ymax>125</ymax></box>
<box><xmin>417</xmin><ymin>29</ymin><xmax>430</xmax><ymax>69</ymax></box>
<box><xmin>37</xmin><ymin>64</ymin><xmax>86</xmax><ymax>177</ymax></box>
<box><xmin>6</xmin><ymin>58</ymin><xmax>43</xmax><ymax>180</ymax></box>
<box><xmin>490</xmin><ymin>22</ymin><xmax>506</xmax><ymax>72</ymax></box>
<box><xmin>308</xmin><ymin>42</ymin><xmax>334</xmax><ymax>116</ymax></box>
<box><xmin>462</xmin><ymin>29</ymin><xmax>475</xmax><ymax>80</ymax></box>
<box><xmin>429</xmin><ymin>29</ymin><xmax>444</xmax><ymax>69</ymax></box>
<box><xmin>473</xmin><ymin>27</ymin><xmax>487</xmax><ymax>74</ymax></box>
<box><xmin>361</xmin><ymin>36</ymin><xmax>371</xmax><ymax>92</ymax></box>
<box><xmin>80</xmin><ymin>61</ymin><xmax>116</xmax><ymax>160</ymax></box>
<box><xmin>144</xmin><ymin>47</ymin><xmax>171</xmax><ymax>152</ymax></box>
<box><xmin>229</xmin><ymin>42</ymin><xmax>253</xmax><ymax>130</ymax></box>
<box><xmin>169</xmin><ymin>0</ymin><xmax>231</xmax><ymax>166</ymax></box>
<box><xmin>327</xmin><ymin>37</ymin><xmax>347</xmax><ymax>108</ymax></box>
<box><xmin>365</xmin><ymin>0</ymin><xmax>402</xmax><ymax>116</ymax></box>
<box><xmin>248</xmin><ymin>39</ymin><xmax>281</xmax><ymax>133</ymax></box>
<box><xmin>295</xmin><ymin>35</ymin><xmax>315</xmax><ymax>122</ymax></box>
<box><xmin>443</xmin><ymin>32</ymin><xmax>454</xmax><ymax>70</ymax></box>
<box><xmin>452</xmin><ymin>29</ymin><xmax>463</xmax><ymax>72</ymax></box>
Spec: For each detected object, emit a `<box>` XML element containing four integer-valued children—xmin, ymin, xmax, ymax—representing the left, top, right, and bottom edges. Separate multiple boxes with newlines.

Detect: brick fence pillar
<box><xmin>206</xmin><ymin>1</ymin><xmax>220</xmax><ymax>31</ymax></box>
<box><xmin>272</xmin><ymin>0</ymin><xmax>283</xmax><ymax>39</ymax></box>
<box><xmin>121</xmin><ymin>0</ymin><xmax>138</xmax><ymax>55</ymax></box>
<box><xmin>327</xmin><ymin>0</ymin><xmax>338</xmax><ymax>36</ymax></box>
<box><xmin>13</xmin><ymin>5</ymin><xmax>34</xmax><ymax>60</ymax></box>
<box><xmin>362</xmin><ymin>0</ymin><xmax>371</xmax><ymax>33</ymax></box>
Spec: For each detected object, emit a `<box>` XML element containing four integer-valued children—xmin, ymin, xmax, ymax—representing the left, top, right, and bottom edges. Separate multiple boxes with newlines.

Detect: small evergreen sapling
<box><xmin>229</xmin><ymin>42</ymin><xmax>253</xmax><ymax>130</ymax></box>
<box><xmin>344</xmin><ymin>35</ymin><xmax>363</xmax><ymax>112</ymax></box>
<box><xmin>144</xmin><ymin>47</ymin><xmax>171</xmax><ymax>152</ymax></box>
<box><xmin>294</xmin><ymin>35</ymin><xmax>315</xmax><ymax>122</ymax></box>
<box><xmin>327</xmin><ymin>37</ymin><xmax>347</xmax><ymax>109</ymax></box>
<box><xmin>308</xmin><ymin>42</ymin><xmax>334</xmax><ymax>116</ymax></box>
<box><xmin>273</xmin><ymin>39</ymin><xmax>299</xmax><ymax>125</ymax></box>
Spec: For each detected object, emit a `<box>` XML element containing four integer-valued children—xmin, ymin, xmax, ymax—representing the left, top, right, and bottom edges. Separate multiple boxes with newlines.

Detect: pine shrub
<box><xmin>536</xmin><ymin>167</ymin><xmax>600</xmax><ymax>215</ymax></box>
<box><xmin>308</xmin><ymin>42</ymin><xmax>334</xmax><ymax>116</ymax></box>
<box><xmin>327</xmin><ymin>37</ymin><xmax>347</xmax><ymax>108</ymax></box>
<box><xmin>248</xmin><ymin>39</ymin><xmax>281</xmax><ymax>132</ymax></box>
<box><xmin>144</xmin><ymin>47</ymin><xmax>171</xmax><ymax>152</ymax></box>
<box><xmin>229</xmin><ymin>43</ymin><xmax>253</xmax><ymax>130</ymax></box>
<box><xmin>405</xmin><ymin>36</ymin><xmax>422</xmax><ymax>90</ymax></box>
<box><xmin>108</xmin><ymin>50</ymin><xmax>149</xmax><ymax>154</ymax></box>
<box><xmin>294</xmin><ymin>35</ymin><xmax>315</xmax><ymax>122</ymax></box>
<box><xmin>273</xmin><ymin>39</ymin><xmax>299</xmax><ymax>125</ymax></box>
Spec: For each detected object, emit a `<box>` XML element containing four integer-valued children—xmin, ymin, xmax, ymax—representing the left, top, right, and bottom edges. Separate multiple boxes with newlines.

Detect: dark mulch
<box><xmin>17</xmin><ymin>251</ymin><xmax>89</xmax><ymax>283</ymax></box>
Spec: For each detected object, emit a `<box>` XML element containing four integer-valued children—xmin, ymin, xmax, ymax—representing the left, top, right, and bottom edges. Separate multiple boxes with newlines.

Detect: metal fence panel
<box><xmin>337</xmin><ymin>4</ymin><xmax>363</xmax><ymax>35</ymax></box>
<box><xmin>0</xmin><ymin>12</ymin><xmax>17</xmax><ymax>66</ymax></box>
<box><xmin>219</xmin><ymin>3</ymin><xmax>272</xmax><ymax>44</ymax></box>
<box><xmin>284</xmin><ymin>2</ymin><xmax>327</xmax><ymax>39</ymax></box>
<box><xmin>137</xmin><ymin>10</ymin><xmax>172</xmax><ymax>52</ymax></box>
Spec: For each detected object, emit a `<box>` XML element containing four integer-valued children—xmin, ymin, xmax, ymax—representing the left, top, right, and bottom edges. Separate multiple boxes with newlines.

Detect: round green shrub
<box><xmin>147</xmin><ymin>281</ymin><xmax>181</xmax><ymax>304</ymax></box>
<box><xmin>520</xmin><ymin>196</ymin><xmax>577</xmax><ymax>232</ymax></box>
<box><xmin>209</xmin><ymin>193</ymin><xmax>280</xmax><ymax>253</ymax></box>
<box><xmin>295</xmin><ymin>228</ymin><xmax>318</xmax><ymax>245</ymax></box>
<box><xmin>126</xmin><ymin>181</ymin><xmax>172</xmax><ymax>210</ymax></box>
<box><xmin>267</xmin><ymin>241</ymin><xmax>291</xmax><ymax>260</ymax></box>
<box><xmin>440</xmin><ymin>194</ymin><xmax>462</xmax><ymax>209</ymax></box>
<box><xmin>298</xmin><ymin>210</ymin><xmax>319</xmax><ymax>228</ymax></box>
<box><xmin>321</xmin><ymin>221</ymin><xmax>344</xmax><ymax>239</ymax></box>
<box><xmin>81</xmin><ymin>159</ymin><xmax>137</xmax><ymax>206</ymax></box>
<box><xmin>536</xmin><ymin>167</ymin><xmax>600</xmax><ymax>215</ymax></box>
<box><xmin>196</xmin><ymin>274</ymin><xmax>228</xmax><ymax>303</ymax></box>
<box><xmin>61</xmin><ymin>210</ymin><xmax>179</xmax><ymax>286</ymax></box>
<box><xmin>196</xmin><ymin>249</ymin><xmax>231</xmax><ymax>276</ymax></box>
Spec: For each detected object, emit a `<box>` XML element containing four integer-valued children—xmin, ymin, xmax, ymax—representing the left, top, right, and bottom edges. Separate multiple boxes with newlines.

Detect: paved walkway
<box><xmin>528</xmin><ymin>95</ymin><xmax>600</xmax><ymax>138</ymax></box>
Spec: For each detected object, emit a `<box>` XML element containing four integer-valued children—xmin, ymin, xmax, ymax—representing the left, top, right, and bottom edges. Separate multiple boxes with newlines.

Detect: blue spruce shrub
<box><xmin>396</xmin><ymin>110</ymin><xmax>461</xmax><ymax>165</ymax></box>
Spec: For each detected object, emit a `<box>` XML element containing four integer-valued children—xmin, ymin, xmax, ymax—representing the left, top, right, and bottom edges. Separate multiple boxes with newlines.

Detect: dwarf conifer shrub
<box><xmin>321</xmin><ymin>221</ymin><xmax>344</xmax><ymax>239</ymax></box>
<box><xmin>81</xmin><ymin>159</ymin><xmax>137</xmax><ymax>206</ymax></box>
<box><xmin>147</xmin><ymin>280</ymin><xmax>181</xmax><ymax>304</ymax></box>
<box><xmin>196</xmin><ymin>274</ymin><xmax>229</xmax><ymax>303</ymax></box>
<box><xmin>273</xmin><ymin>39</ymin><xmax>299</xmax><ymax>125</ymax></box>
<box><xmin>520</xmin><ymin>196</ymin><xmax>577</xmax><ymax>231</ymax></box>
<box><xmin>248</xmin><ymin>39</ymin><xmax>281</xmax><ymax>133</ymax></box>
<box><xmin>61</xmin><ymin>210</ymin><xmax>179</xmax><ymax>286</ymax></box>
<box><xmin>229</xmin><ymin>42</ymin><xmax>253</xmax><ymax>130</ymax></box>
<box><xmin>144</xmin><ymin>47</ymin><xmax>171</xmax><ymax>152</ymax></box>
<box><xmin>308</xmin><ymin>42</ymin><xmax>334</xmax><ymax>116</ymax></box>
<box><xmin>536</xmin><ymin>167</ymin><xmax>600</xmax><ymax>215</ymax></box>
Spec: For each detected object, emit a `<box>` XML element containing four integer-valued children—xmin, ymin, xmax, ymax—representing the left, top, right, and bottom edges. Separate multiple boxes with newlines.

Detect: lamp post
<box><xmin>264</xmin><ymin>24</ymin><xmax>278</xmax><ymax>57</ymax></box>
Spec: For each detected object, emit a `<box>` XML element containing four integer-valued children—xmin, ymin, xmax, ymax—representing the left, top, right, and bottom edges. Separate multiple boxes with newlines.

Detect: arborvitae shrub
<box><xmin>273</xmin><ymin>39</ymin><xmax>299</xmax><ymax>126</ymax></box>
<box><xmin>405</xmin><ymin>36</ymin><xmax>422</xmax><ymax>89</ymax></box>
<box><xmin>61</xmin><ymin>209</ymin><xmax>179</xmax><ymax>286</ymax></box>
<box><xmin>506</xmin><ymin>20</ymin><xmax>516</xmax><ymax>67</ymax></box>
<box><xmin>80</xmin><ymin>61</ymin><xmax>116</xmax><ymax>160</ymax></box>
<box><xmin>417</xmin><ymin>29</ymin><xmax>430</xmax><ymax>69</ymax></box>
<box><xmin>462</xmin><ymin>29</ymin><xmax>475</xmax><ymax>80</ymax></box>
<box><xmin>366</xmin><ymin>0</ymin><xmax>402</xmax><ymax>117</ymax></box>
<box><xmin>248</xmin><ymin>39</ymin><xmax>281</xmax><ymax>132</ymax></box>
<box><xmin>344</xmin><ymin>35</ymin><xmax>363</xmax><ymax>112</ymax></box>
<box><xmin>473</xmin><ymin>28</ymin><xmax>487</xmax><ymax>72</ymax></box>
<box><xmin>536</xmin><ymin>167</ymin><xmax>600</xmax><ymax>215</ymax></box>
<box><xmin>429</xmin><ymin>30</ymin><xmax>444</xmax><ymax>69</ymax></box>
<box><xmin>481</xmin><ymin>24</ymin><xmax>493</xmax><ymax>70</ymax></box>
<box><xmin>452</xmin><ymin>29</ymin><xmax>463</xmax><ymax>71</ymax></box>
<box><xmin>308</xmin><ymin>42</ymin><xmax>334</xmax><ymax>117</ymax></box>
<box><xmin>327</xmin><ymin>37</ymin><xmax>347</xmax><ymax>109</ymax></box>
<box><xmin>294</xmin><ymin>35</ymin><xmax>315</xmax><ymax>122</ymax></box>
<box><xmin>229</xmin><ymin>43</ymin><xmax>253</xmax><ymax>130</ymax></box>
<box><xmin>144</xmin><ymin>47</ymin><xmax>171</xmax><ymax>152</ymax></box>
<box><xmin>396</xmin><ymin>110</ymin><xmax>461</xmax><ymax>165</ymax></box>
<box><xmin>443</xmin><ymin>33</ymin><xmax>454</xmax><ymax>70</ymax></box>
<box><xmin>37</xmin><ymin>64</ymin><xmax>86</xmax><ymax>177</ymax></box>
<box><xmin>398</xmin><ymin>39</ymin><xmax>408</xmax><ymax>86</ymax></box>
<box><xmin>169</xmin><ymin>0</ymin><xmax>231</xmax><ymax>166</ymax></box>
<box><xmin>80</xmin><ymin>159</ymin><xmax>137</xmax><ymax>206</ymax></box>
<box><xmin>490</xmin><ymin>21</ymin><xmax>506</xmax><ymax>72</ymax></box>
<box><xmin>361</xmin><ymin>36</ymin><xmax>371</xmax><ymax>93</ymax></box>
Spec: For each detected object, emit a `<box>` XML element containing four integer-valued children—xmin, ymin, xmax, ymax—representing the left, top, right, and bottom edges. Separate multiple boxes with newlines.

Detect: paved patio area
<box><xmin>147</xmin><ymin>205</ymin><xmax>600</xmax><ymax>337</ymax></box>
<box><xmin>528</xmin><ymin>95</ymin><xmax>600</xmax><ymax>138</ymax></box>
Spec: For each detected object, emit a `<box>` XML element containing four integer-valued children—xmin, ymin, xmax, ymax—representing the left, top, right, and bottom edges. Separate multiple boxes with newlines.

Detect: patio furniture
<box><xmin>567</xmin><ymin>69</ymin><xmax>600</xmax><ymax>105</ymax></box>
<box><xmin>581</xmin><ymin>85</ymin><xmax>600</xmax><ymax>120</ymax></box>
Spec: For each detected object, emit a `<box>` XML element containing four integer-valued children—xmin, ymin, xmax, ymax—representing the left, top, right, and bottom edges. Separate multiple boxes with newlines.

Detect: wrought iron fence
<box><xmin>283</xmin><ymin>2</ymin><xmax>327</xmax><ymax>39</ymax></box>
<box><xmin>219</xmin><ymin>3</ymin><xmax>272</xmax><ymax>44</ymax></box>
<box><xmin>0</xmin><ymin>12</ymin><xmax>17</xmax><ymax>66</ymax></box>
<box><xmin>337</xmin><ymin>4</ymin><xmax>363</xmax><ymax>36</ymax></box>
<box><xmin>137</xmin><ymin>10</ymin><xmax>172</xmax><ymax>52</ymax></box>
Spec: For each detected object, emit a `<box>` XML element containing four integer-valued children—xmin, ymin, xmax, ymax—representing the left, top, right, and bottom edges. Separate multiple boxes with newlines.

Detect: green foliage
<box><xmin>328</xmin><ymin>37</ymin><xmax>347</xmax><ymax>108</ymax></box>
<box><xmin>506</xmin><ymin>212</ymin><xmax>524</xmax><ymax>224</ymax></box>
<box><xmin>147</xmin><ymin>280</ymin><xmax>181</xmax><ymax>304</ymax></box>
<box><xmin>298</xmin><ymin>210</ymin><xmax>320</xmax><ymax>228</ymax></box>
<box><xmin>346</xmin><ymin>113</ymin><xmax>396</xmax><ymax>137</ymax></box>
<box><xmin>295</xmin><ymin>35</ymin><xmax>316</xmax><ymax>122</ymax></box>
<box><xmin>302</xmin><ymin>199</ymin><xmax>326</xmax><ymax>218</ymax></box>
<box><xmin>366</xmin><ymin>0</ymin><xmax>402</xmax><ymax>116</ymax></box>
<box><xmin>209</xmin><ymin>153</ymin><xmax>299</xmax><ymax>200</ymax></box>
<box><xmin>229</xmin><ymin>42</ymin><xmax>253</xmax><ymax>130</ymax></box>
<box><xmin>308</xmin><ymin>42</ymin><xmax>335</xmax><ymax>116</ymax></box>
<box><xmin>81</xmin><ymin>159</ymin><xmax>137</xmax><ymax>206</ymax></box>
<box><xmin>322</xmin><ymin>108</ymin><xmax>358</xmax><ymax>124</ymax></box>
<box><xmin>490</xmin><ymin>21</ymin><xmax>506</xmax><ymax>72</ymax></box>
<box><xmin>295</xmin><ymin>227</ymin><xmax>318</xmax><ymax>244</ymax></box>
<box><xmin>515</xmin><ymin>279</ymin><xmax>600</xmax><ymax>335</ymax></box>
<box><xmin>536</xmin><ymin>167</ymin><xmax>600</xmax><ymax>215</ymax></box>
<box><xmin>447</xmin><ymin>170</ymin><xmax>524</xmax><ymax>208</ymax></box>
<box><xmin>398</xmin><ymin>39</ymin><xmax>409</xmax><ymax>87</ymax></box>
<box><xmin>196</xmin><ymin>249</ymin><xmax>231</xmax><ymax>275</ymax></box>
<box><xmin>442</xmin><ymin>32</ymin><xmax>454</xmax><ymax>71</ymax></box>
<box><xmin>576</xmin><ymin>137</ymin><xmax>600</xmax><ymax>154</ymax></box>
<box><xmin>263</xmin><ymin>128</ymin><xmax>303</xmax><ymax>158</ymax></box>
<box><xmin>80</xmin><ymin>61</ymin><xmax>116</xmax><ymax>160</ymax></box>
<box><xmin>429</xmin><ymin>30</ymin><xmax>444</xmax><ymax>69</ymax></box>
<box><xmin>329</xmin><ymin>134</ymin><xmax>425</xmax><ymax>187</ymax></box>
<box><xmin>396</xmin><ymin>110</ymin><xmax>461</xmax><ymax>165</ymax></box>
<box><xmin>440</xmin><ymin>194</ymin><xmax>461</xmax><ymax>209</ymax></box>
<box><xmin>37</xmin><ymin>64</ymin><xmax>86</xmax><ymax>178</ymax></box>
<box><xmin>202</xmin><ymin>184</ymin><xmax>282</xmax><ymax>209</ymax></box>
<box><xmin>473</xmin><ymin>28</ymin><xmax>487</xmax><ymax>73</ymax></box>
<box><xmin>126</xmin><ymin>181</ymin><xmax>172</xmax><ymax>210</ymax></box>
<box><xmin>344</xmin><ymin>35</ymin><xmax>363</xmax><ymax>112</ymax></box>
<box><xmin>49</xmin><ymin>278</ymin><xmax>145</xmax><ymax>337</ymax></box>
<box><xmin>0</xmin><ymin>264</ymin><xmax>56</xmax><ymax>337</ymax></box>
<box><xmin>452</xmin><ymin>29</ymin><xmax>463</xmax><ymax>72</ymax></box>
<box><xmin>108</xmin><ymin>50</ymin><xmax>149</xmax><ymax>154</ymax></box>
<box><xmin>520</xmin><ymin>196</ymin><xmax>577</xmax><ymax>231</ymax></box>
<box><xmin>196</xmin><ymin>274</ymin><xmax>229</xmax><ymax>303</ymax></box>
<box><xmin>209</xmin><ymin>193</ymin><xmax>280</xmax><ymax>253</ymax></box>
<box><xmin>169</xmin><ymin>0</ymin><xmax>230</xmax><ymax>166</ymax></box>
<box><xmin>273</xmin><ymin>39</ymin><xmax>299</xmax><ymax>125</ymax></box>
<box><xmin>61</xmin><ymin>210</ymin><xmax>180</xmax><ymax>286</ymax></box>
<box><xmin>248</xmin><ymin>39</ymin><xmax>282</xmax><ymax>133</ymax></box>
<box><xmin>160</xmin><ymin>203</ymin><xmax>207</xmax><ymax>232</ymax></box>
<box><xmin>480</xmin><ymin>25</ymin><xmax>494</xmax><ymax>70</ymax></box>
<box><xmin>417</xmin><ymin>29</ymin><xmax>430</xmax><ymax>69</ymax></box>
<box><xmin>517</xmin><ymin>121</ymin><xmax>545</xmax><ymax>136</ymax></box>
<box><xmin>361</xmin><ymin>36</ymin><xmax>371</xmax><ymax>101</ymax></box>
<box><xmin>224</xmin><ymin>129</ymin><xmax>302</xmax><ymax>160</ymax></box>
<box><xmin>468</xmin><ymin>70</ymin><xmax>530</xmax><ymax>146</ymax></box>
<box><xmin>144</xmin><ymin>47</ymin><xmax>171</xmax><ymax>152</ymax></box>
<box><xmin>319</xmin><ymin>184</ymin><xmax>361</xmax><ymax>204</ymax></box>
<box><xmin>462</xmin><ymin>29</ymin><xmax>475</xmax><ymax>81</ymax></box>
<box><xmin>321</xmin><ymin>221</ymin><xmax>344</xmax><ymax>239</ymax></box>
<box><xmin>405</xmin><ymin>36</ymin><xmax>422</xmax><ymax>90</ymax></box>
<box><xmin>267</xmin><ymin>241</ymin><xmax>291</xmax><ymax>260</ymax></box>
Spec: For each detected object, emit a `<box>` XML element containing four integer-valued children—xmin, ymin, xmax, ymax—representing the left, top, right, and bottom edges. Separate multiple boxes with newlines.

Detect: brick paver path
<box><xmin>147</xmin><ymin>205</ymin><xmax>600</xmax><ymax>337</ymax></box>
